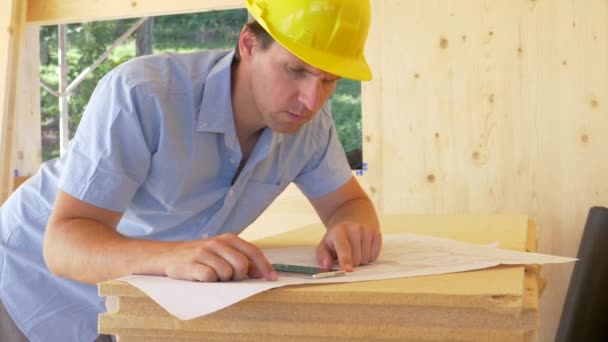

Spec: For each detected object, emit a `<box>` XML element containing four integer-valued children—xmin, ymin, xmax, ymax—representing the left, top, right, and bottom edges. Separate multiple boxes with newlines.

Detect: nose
<box><xmin>298</xmin><ymin>78</ymin><xmax>323</xmax><ymax>112</ymax></box>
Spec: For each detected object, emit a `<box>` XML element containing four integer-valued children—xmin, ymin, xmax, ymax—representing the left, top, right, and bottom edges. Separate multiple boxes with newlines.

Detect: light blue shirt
<box><xmin>0</xmin><ymin>49</ymin><xmax>352</xmax><ymax>341</ymax></box>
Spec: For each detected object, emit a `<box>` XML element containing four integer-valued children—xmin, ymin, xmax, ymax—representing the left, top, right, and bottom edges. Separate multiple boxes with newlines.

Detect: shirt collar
<box><xmin>196</xmin><ymin>50</ymin><xmax>284</xmax><ymax>152</ymax></box>
<box><xmin>197</xmin><ymin>50</ymin><xmax>235</xmax><ymax>134</ymax></box>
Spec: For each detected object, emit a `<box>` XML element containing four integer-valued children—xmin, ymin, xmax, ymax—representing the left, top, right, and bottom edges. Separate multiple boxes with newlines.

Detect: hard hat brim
<box><xmin>268</xmin><ymin>30</ymin><xmax>373</xmax><ymax>81</ymax></box>
<box><xmin>283</xmin><ymin>38</ymin><xmax>373</xmax><ymax>81</ymax></box>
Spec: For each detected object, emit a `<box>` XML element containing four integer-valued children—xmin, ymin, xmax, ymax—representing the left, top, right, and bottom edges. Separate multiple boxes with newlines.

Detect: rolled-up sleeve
<box><xmin>58</xmin><ymin>72</ymin><xmax>153</xmax><ymax>212</ymax></box>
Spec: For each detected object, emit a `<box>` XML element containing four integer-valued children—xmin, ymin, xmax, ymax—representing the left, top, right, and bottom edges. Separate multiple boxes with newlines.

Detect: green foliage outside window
<box><xmin>39</xmin><ymin>10</ymin><xmax>362</xmax><ymax>165</ymax></box>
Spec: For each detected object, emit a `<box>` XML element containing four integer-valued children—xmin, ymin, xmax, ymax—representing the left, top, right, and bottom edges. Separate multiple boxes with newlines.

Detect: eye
<box><xmin>286</xmin><ymin>64</ymin><xmax>306</xmax><ymax>78</ymax></box>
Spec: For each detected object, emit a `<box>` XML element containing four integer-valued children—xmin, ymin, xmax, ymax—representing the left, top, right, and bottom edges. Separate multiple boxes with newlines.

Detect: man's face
<box><xmin>248</xmin><ymin>42</ymin><xmax>340</xmax><ymax>134</ymax></box>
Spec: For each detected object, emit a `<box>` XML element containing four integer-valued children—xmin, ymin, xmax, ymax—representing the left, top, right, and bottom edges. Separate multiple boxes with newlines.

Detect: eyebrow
<box><xmin>289</xmin><ymin>60</ymin><xmax>340</xmax><ymax>81</ymax></box>
<box><xmin>311</xmin><ymin>69</ymin><xmax>340</xmax><ymax>82</ymax></box>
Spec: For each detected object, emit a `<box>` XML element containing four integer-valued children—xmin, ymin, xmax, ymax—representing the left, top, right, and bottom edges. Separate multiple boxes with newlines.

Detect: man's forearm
<box><xmin>325</xmin><ymin>196</ymin><xmax>379</xmax><ymax>230</ymax></box>
<box><xmin>43</xmin><ymin>219</ymin><xmax>174</xmax><ymax>284</ymax></box>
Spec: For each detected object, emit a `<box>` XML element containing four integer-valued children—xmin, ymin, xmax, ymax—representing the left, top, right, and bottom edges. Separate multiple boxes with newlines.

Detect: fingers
<box><xmin>165</xmin><ymin>234</ymin><xmax>276</xmax><ymax>282</ymax></box>
<box><xmin>360</xmin><ymin>228</ymin><xmax>373</xmax><ymax>265</ymax></box>
<box><xmin>203</xmin><ymin>244</ymin><xmax>248</xmax><ymax>281</ymax></box>
<box><xmin>316</xmin><ymin>240</ymin><xmax>336</xmax><ymax>269</ymax></box>
<box><xmin>167</xmin><ymin>228</ymin><xmax>382</xmax><ymax>283</ymax></box>
<box><xmin>189</xmin><ymin>264</ymin><xmax>219</xmax><ymax>282</ymax></box>
<box><xmin>346</xmin><ymin>225</ymin><xmax>362</xmax><ymax>267</ymax></box>
<box><xmin>322</xmin><ymin>223</ymin><xmax>382</xmax><ymax>271</ymax></box>
<box><xmin>326</xmin><ymin>228</ymin><xmax>354</xmax><ymax>271</ymax></box>
<box><xmin>371</xmin><ymin>231</ymin><xmax>382</xmax><ymax>262</ymax></box>
<box><xmin>165</xmin><ymin>257</ymin><xmax>220</xmax><ymax>282</ymax></box>
<box><xmin>217</xmin><ymin>234</ymin><xmax>277</xmax><ymax>281</ymax></box>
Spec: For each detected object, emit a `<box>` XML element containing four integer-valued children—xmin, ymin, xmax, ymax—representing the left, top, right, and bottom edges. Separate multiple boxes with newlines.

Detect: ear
<box><xmin>238</xmin><ymin>26</ymin><xmax>257</xmax><ymax>62</ymax></box>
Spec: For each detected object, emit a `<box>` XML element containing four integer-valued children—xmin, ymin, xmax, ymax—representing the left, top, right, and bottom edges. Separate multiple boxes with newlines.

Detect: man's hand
<box><xmin>316</xmin><ymin>221</ymin><xmax>382</xmax><ymax>271</ymax></box>
<box><xmin>307</xmin><ymin>177</ymin><xmax>382</xmax><ymax>272</ymax></box>
<box><xmin>160</xmin><ymin>233</ymin><xmax>277</xmax><ymax>282</ymax></box>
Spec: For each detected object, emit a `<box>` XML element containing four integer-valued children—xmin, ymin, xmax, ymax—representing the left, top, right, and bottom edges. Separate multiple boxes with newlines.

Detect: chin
<box><xmin>271</xmin><ymin>123</ymin><xmax>302</xmax><ymax>135</ymax></box>
<box><xmin>274</xmin><ymin>127</ymin><xmax>299</xmax><ymax>135</ymax></box>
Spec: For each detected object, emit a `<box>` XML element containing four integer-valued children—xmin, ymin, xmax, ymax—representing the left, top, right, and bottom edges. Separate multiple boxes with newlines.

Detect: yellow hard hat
<box><xmin>244</xmin><ymin>0</ymin><xmax>373</xmax><ymax>81</ymax></box>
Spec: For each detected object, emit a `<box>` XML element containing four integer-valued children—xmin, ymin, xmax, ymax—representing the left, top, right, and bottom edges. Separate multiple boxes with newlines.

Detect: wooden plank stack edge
<box><xmin>99</xmin><ymin>214</ymin><xmax>540</xmax><ymax>341</ymax></box>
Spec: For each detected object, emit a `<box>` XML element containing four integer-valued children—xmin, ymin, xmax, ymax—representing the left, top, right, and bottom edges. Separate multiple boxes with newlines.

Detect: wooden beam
<box><xmin>27</xmin><ymin>0</ymin><xmax>243</xmax><ymax>25</ymax></box>
<box><xmin>58</xmin><ymin>24</ymin><xmax>69</xmax><ymax>156</ymax></box>
<box><xmin>0</xmin><ymin>0</ymin><xmax>26</xmax><ymax>204</ymax></box>
<box><xmin>14</xmin><ymin>26</ymin><xmax>41</xmax><ymax>178</ymax></box>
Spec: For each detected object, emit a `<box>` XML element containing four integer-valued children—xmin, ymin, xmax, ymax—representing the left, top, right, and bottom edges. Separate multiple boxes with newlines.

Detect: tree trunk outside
<box><xmin>136</xmin><ymin>18</ymin><xmax>153</xmax><ymax>56</ymax></box>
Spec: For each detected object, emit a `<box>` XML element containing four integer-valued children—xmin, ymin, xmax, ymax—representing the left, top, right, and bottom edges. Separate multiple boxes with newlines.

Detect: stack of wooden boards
<box><xmin>99</xmin><ymin>214</ymin><xmax>540</xmax><ymax>341</ymax></box>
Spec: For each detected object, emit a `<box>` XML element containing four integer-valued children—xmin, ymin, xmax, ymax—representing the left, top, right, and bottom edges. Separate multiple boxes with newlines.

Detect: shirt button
<box><xmin>202</xmin><ymin>233</ymin><xmax>209</xmax><ymax>239</ymax></box>
<box><xmin>229</xmin><ymin>158</ymin><xmax>236</xmax><ymax>165</ymax></box>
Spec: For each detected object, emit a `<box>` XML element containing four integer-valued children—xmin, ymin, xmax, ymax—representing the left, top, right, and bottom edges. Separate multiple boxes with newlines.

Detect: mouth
<box><xmin>286</xmin><ymin>111</ymin><xmax>308</xmax><ymax>123</ymax></box>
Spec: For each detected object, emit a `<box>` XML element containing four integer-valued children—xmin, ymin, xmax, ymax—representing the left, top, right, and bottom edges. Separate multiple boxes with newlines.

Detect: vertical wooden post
<box><xmin>14</xmin><ymin>26</ymin><xmax>42</xmax><ymax>180</ymax></box>
<box><xmin>58</xmin><ymin>24</ymin><xmax>69</xmax><ymax>156</ymax></box>
<box><xmin>0</xmin><ymin>0</ymin><xmax>27</xmax><ymax>203</ymax></box>
<box><xmin>136</xmin><ymin>18</ymin><xmax>154</xmax><ymax>56</ymax></box>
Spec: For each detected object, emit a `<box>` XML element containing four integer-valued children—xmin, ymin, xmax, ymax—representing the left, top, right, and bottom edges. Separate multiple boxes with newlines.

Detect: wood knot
<box><xmin>364</xmin><ymin>135</ymin><xmax>372</xmax><ymax>143</ymax></box>
<box><xmin>435</xmin><ymin>132</ymin><xmax>440</xmax><ymax>139</ymax></box>
<box><xmin>426</xmin><ymin>174</ymin><xmax>436</xmax><ymax>183</ymax></box>
<box><xmin>489</xmin><ymin>93</ymin><xmax>495</xmax><ymax>103</ymax></box>
<box><xmin>439</xmin><ymin>37</ymin><xmax>449</xmax><ymax>49</ymax></box>
<box><xmin>370</xmin><ymin>186</ymin><xmax>377</xmax><ymax>194</ymax></box>
<box><xmin>580</xmin><ymin>134</ymin><xmax>589</xmax><ymax>143</ymax></box>
<box><xmin>591</xmin><ymin>99</ymin><xmax>599</xmax><ymax>108</ymax></box>
<box><xmin>131</xmin><ymin>1</ymin><xmax>137</xmax><ymax>7</ymax></box>
<box><xmin>414</xmin><ymin>73</ymin><xmax>420</xmax><ymax>79</ymax></box>
<box><xmin>472</xmin><ymin>151</ymin><xmax>480</xmax><ymax>160</ymax></box>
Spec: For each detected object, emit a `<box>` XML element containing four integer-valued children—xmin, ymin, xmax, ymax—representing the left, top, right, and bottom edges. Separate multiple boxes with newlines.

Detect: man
<box><xmin>0</xmin><ymin>0</ymin><xmax>381</xmax><ymax>341</ymax></box>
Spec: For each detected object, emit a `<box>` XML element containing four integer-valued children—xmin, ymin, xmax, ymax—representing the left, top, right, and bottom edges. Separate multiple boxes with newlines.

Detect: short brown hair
<box><xmin>233</xmin><ymin>20</ymin><xmax>275</xmax><ymax>63</ymax></box>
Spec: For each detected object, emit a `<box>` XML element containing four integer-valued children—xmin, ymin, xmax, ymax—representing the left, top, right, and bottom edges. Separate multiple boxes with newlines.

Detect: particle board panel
<box><xmin>106</xmin><ymin>329</ymin><xmax>535</xmax><ymax>342</ymax></box>
<box><xmin>100</xmin><ymin>266</ymin><xmax>530</xmax><ymax>318</ymax></box>
<box><xmin>99</xmin><ymin>215</ymin><xmax>538</xmax><ymax>341</ymax></box>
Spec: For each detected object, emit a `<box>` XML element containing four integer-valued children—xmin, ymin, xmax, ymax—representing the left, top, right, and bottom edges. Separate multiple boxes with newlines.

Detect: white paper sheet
<box><xmin>117</xmin><ymin>233</ymin><xmax>576</xmax><ymax>320</ymax></box>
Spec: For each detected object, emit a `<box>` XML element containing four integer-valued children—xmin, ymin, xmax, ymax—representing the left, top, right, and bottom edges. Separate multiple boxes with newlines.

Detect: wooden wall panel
<box><xmin>360</xmin><ymin>0</ymin><xmax>385</xmax><ymax>210</ymax></box>
<box><xmin>14</xmin><ymin>26</ymin><xmax>41</xmax><ymax>178</ymax></box>
<box><xmin>380</xmin><ymin>0</ymin><xmax>532</xmax><ymax>214</ymax></box>
<box><xmin>0</xmin><ymin>0</ymin><xmax>26</xmax><ymax>204</ymax></box>
<box><xmin>373</xmin><ymin>1</ymin><xmax>608</xmax><ymax>341</ymax></box>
